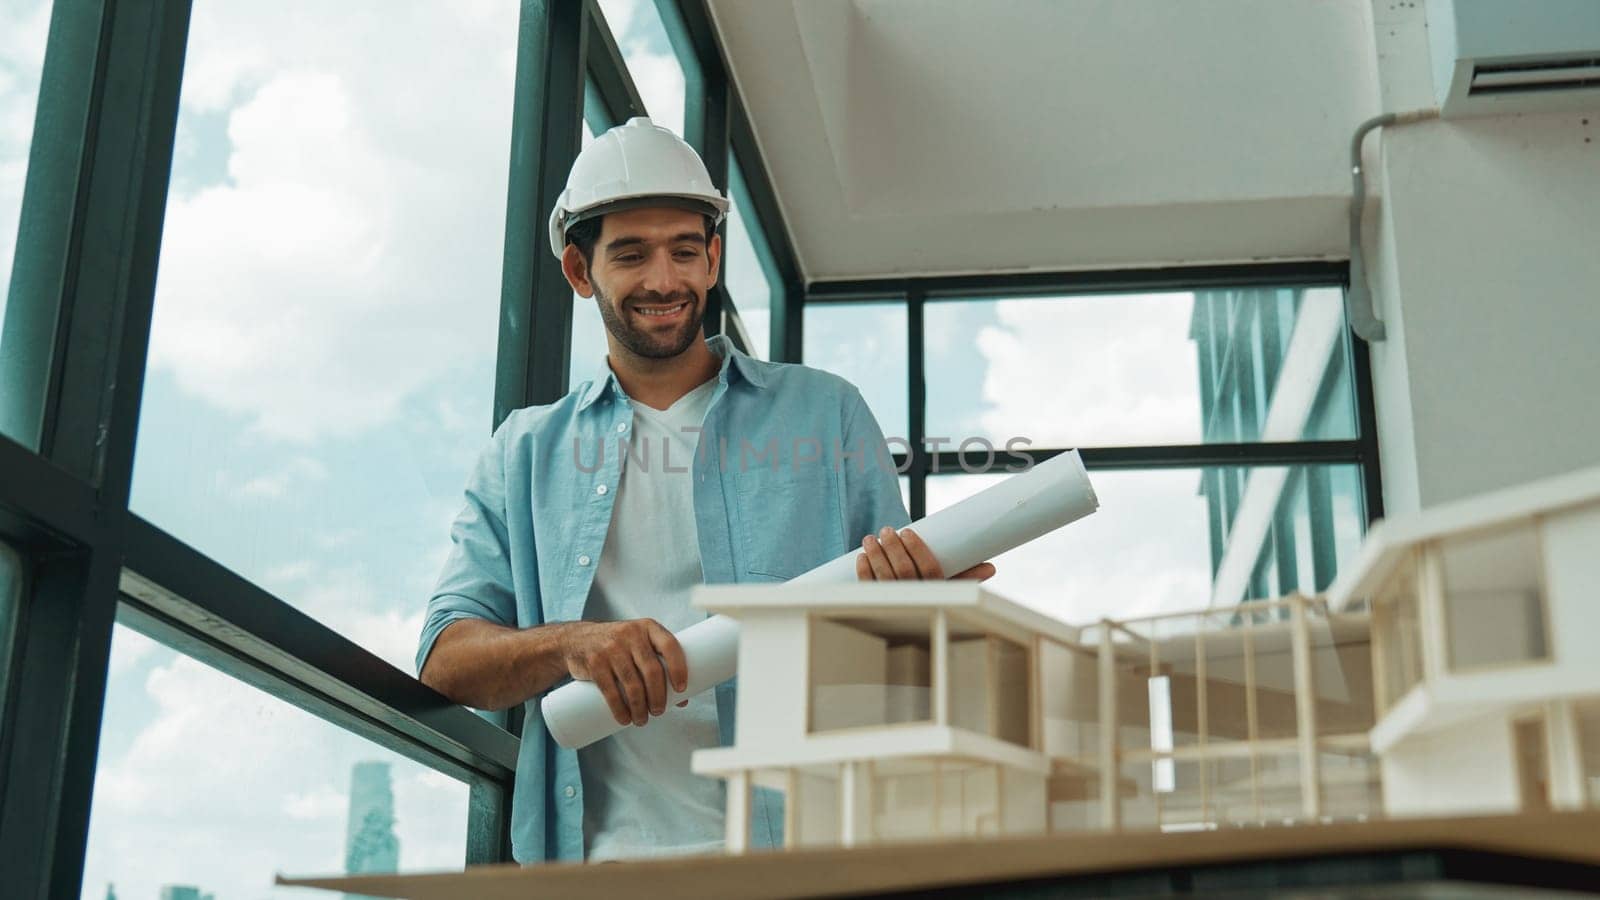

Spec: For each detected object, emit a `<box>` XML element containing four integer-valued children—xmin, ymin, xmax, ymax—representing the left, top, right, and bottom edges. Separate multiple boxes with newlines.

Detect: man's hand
<box><xmin>557</xmin><ymin>619</ymin><xmax>689</xmax><ymax>728</ymax></box>
<box><xmin>855</xmin><ymin>526</ymin><xmax>997</xmax><ymax>582</ymax></box>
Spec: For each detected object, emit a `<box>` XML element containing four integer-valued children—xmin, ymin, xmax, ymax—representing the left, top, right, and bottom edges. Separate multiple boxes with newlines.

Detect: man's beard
<box><xmin>594</xmin><ymin>283</ymin><xmax>705</xmax><ymax>360</ymax></box>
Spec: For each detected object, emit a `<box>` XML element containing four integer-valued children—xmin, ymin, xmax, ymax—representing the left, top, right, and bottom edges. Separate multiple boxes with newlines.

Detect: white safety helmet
<box><xmin>548</xmin><ymin>117</ymin><xmax>729</xmax><ymax>258</ymax></box>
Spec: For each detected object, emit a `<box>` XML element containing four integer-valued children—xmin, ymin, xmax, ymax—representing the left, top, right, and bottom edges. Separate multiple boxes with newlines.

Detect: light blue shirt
<box><xmin>416</xmin><ymin>334</ymin><xmax>910</xmax><ymax>863</ymax></box>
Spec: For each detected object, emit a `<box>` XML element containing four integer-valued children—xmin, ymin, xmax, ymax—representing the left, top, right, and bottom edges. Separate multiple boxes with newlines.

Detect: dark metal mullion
<box><xmin>908</xmin><ymin>290</ymin><xmax>927</xmax><ymax>520</ymax></box>
<box><xmin>807</xmin><ymin>261</ymin><xmax>1349</xmax><ymax>302</ymax></box>
<box><xmin>0</xmin><ymin>434</ymin><xmax>102</xmax><ymax>550</ymax></box>
<box><xmin>0</xmin><ymin>1</ymin><xmax>192</xmax><ymax>897</ymax></box>
<box><xmin>497</xmin><ymin>0</ymin><xmax>588</xmax><ymax>420</ymax></box>
<box><xmin>114</xmin><ymin>597</ymin><xmax>510</xmax><ymax>785</ymax></box>
<box><xmin>0</xmin><ymin>0</ymin><xmax>105</xmax><ymax>454</ymax></box>
<box><xmin>897</xmin><ymin>440</ymin><xmax>1369</xmax><ymax>474</ymax></box>
<box><xmin>1349</xmin><ymin>330</ymin><xmax>1385</xmax><ymax>523</ymax></box>
<box><xmin>0</xmin><ymin>548</ymin><xmax>121</xmax><ymax>899</ymax></box>
<box><xmin>119</xmin><ymin>517</ymin><xmax>519</xmax><ymax>777</ymax></box>
<box><xmin>1076</xmin><ymin>441</ymin><xmax>1362</xmax><ymax>468</ymax></box>
<box><xmin>777</xmin><ymin>277</ymin><xmax>805</xmax><ymax>363</ymax></box>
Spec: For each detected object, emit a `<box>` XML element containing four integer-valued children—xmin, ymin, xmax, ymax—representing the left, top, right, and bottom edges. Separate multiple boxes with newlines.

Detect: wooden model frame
<box><xmin>1079</xmin><ymin>594</ymin><xmax>1378</xmax><ymax>833</ymax></box>
<box><xmin>694</xmin><ymin>467</ymin><xmax>1600</xmax><ymax>850</ymax></box>
<box><xmin>693</xmin><ymin>581</ymin><xmax>1381</xmax><ymax>849</ymax></box>
<box><xmin>691</xmin><ymin>582</ymin><xmax>1078</xmax><ymax>851</ymax></box>
<box><xmin>1327</xmin><ymin>465</ymin><xmax>1600</xmax><ymax>816</ymax></box>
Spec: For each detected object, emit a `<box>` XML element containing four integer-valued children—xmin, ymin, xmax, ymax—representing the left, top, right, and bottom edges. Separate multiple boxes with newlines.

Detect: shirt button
<box><xmin>577</xmin><ymin>554</ymin><xmax>591</xmax><ymax>566</ymax></box>
<box><xmin>595</xmin><ymin>484</ymin><xmax>608</xmax><ymax>495</ymax></box>
<box><xmin>616</xmin><ymin>422</ymin><xmax>628</xmax><ymax>433</ymax></box>
<box><xmin>699</xmin><ymin>473</ymin><xmax>706</xmax><ymax>483</ymax></box>
<box><xmin>564</xmin><ymin>785</ymin><xmax>576</xmax><ymax>799</ymax></box>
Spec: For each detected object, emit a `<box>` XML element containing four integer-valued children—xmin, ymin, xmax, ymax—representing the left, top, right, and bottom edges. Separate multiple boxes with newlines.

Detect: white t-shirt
<box><xmin>579</xmin><ymin>375</ymin><xmax>725</xmax><ymax>861</ymax></box>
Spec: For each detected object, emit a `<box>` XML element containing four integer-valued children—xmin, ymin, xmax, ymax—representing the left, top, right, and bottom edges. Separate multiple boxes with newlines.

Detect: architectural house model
<box><xmin>1327</xmin><ymin>464</ymin><xmax>1600</xmax><ymax>818</ymax></box>
<box><xmin>693</xmin><ymin>465</ymin><xmax>1600</xmax><ymax>853</ymax></box>
<box><xmin>691</xmin><ymin>582</ymin><xmax>1379</xmax><ymax>849</ymax></box>
<box><xmin>690</xmin><ymin>581</ymin><xmax>1076</xmax><ymax>851</ymax></box>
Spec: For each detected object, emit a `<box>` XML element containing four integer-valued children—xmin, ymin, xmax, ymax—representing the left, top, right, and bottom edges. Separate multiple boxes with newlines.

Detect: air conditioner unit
<box><xmin>1427</xmin><ymin>0</ymin><xmax>1600</xmax><ymax>118</ymax></box>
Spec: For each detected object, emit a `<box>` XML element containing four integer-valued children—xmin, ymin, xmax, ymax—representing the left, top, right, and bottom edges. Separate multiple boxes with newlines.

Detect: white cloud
<box><xmin>82</xmin><ymin>639</ymin><xmax>469</xmax><ymax>900</ymax></box>
<box><xmin>283</xmin><ymin>785</ymin><xmax>348</xmax><ymax>822</ymax></box>
<box><xmin>928</xmin><ymin>467</ymin><xmax>1211</xmax><ymax>626</ymax></box>
<box><xmin>971</xmin><ymin>295</ymin><xmax>1203</xmax><ymax>448</ymax></box>
<box><xmin>623</xmin><ymin>47</ymin><xmax>687</xmax><ymax>137</ymax></box>
<box><xmin>251</xmin><ymin>558</ymin><xmax>428</xmax><ymax>673</ymax></box>
<box><xmin>145</xmin><ymin>2</ymin><xmax>517</xmax><ymax>444</ymax></box>
<box><xmin>236</xmin><ymin>454</ymin><xmax>331</xmax><ymax>499</ymax></box>
<box><xmin>917</xmin><ymin>293</ymin><xmax>1217</xmax><ymax>625</ymax></box>
<box><xmin>106</xmin><ymin>627</ymin><xmax>159</xmax><ymax>677</ymax></box>
<box><xmin>596</xmin><ymin>0</ymin><xmax>686</xmax><ymax>136</ymax></box>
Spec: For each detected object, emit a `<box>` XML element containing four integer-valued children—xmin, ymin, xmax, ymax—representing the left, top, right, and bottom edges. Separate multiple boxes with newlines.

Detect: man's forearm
<box><xmin>419</xmin><ymin>618</ymin><xmax>571</xmax><ymax>711</ymax></box>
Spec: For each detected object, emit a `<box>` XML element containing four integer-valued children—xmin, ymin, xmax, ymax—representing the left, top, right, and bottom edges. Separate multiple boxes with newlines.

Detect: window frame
<box><xmin>0</xmin><ymin>1</ymin><xmax>1372</xmax><ymax>894</ymax></box>
<box><xmin>0</xmin><ymin>1</ymin><xmax>807</xmax><ymax>893</ymax></box>
<box><xmin>804</xmin><ymin>263</ymin><xmax>1384</xmax><ymax>531</ymax></box>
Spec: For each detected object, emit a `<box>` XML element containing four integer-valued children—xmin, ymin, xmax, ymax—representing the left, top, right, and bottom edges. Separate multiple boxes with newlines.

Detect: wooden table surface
<box><xmin>279</xmin><ymin>810</ymin><xmax>1600</xmax><ymax>899</ymax></box>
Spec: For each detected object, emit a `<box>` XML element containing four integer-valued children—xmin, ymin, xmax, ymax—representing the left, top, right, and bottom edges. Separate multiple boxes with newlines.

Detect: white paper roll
<box><xmin>540</xmin><ymin>449</ymin><xmax>1099</xmax><ymax>749</ymax></box>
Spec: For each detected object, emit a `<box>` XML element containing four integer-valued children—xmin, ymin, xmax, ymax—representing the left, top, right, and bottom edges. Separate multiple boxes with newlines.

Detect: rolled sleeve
<box><xmin>841</xmin><ymin>387</ymin><xmax>911</xmax><ymax>542</ymax></box>
<box><xmin>416</xmin><ymin>418</ymin><xmax>519</xmax><ymax>676</ymax></box>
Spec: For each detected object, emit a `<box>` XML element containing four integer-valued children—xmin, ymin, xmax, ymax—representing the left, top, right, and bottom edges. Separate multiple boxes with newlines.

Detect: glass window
<box><xmin>924</xmin><ymin>287</ymin><xmax>1355</xmax><ymax>451</ymax></box>
<box><xmin>596</xmin><ymin>0</ymin><xmax>686</xmax><ymax>137</ymax></box>
<box><xmin>724</xmin><ymin>158</ymin><xmax>772</xmax><ymax>360</ymax></box>
<box><xmin>0</xmin><ymin>0</ymin><xmax>51</xmax><ymax>328</ymax></box>
<box><xmin>81</xmin><ymin>623</ymin><xmax>470</xmax><ymax>899</ymax></box>
<box><xmin>804</xmin><ymin>302</ymin><xmax>909</xmax><ymax>444</ymax></box>
<box><xmin>0</xmin><ymin>541</ymin><xmax>22</xmax><ymax>709</ymax></box>
<box><xmin>127</xmin><ymin>0</ymin><xmax>519</xmax><ymax>668</ymax></box>
<box><xmin>0</xmin><ymin>0</ymin><xmax>54</xmax><ymax>448</ymax></box>
<box><xmin>925</xmin><ymin>464</ymin><xmax>1366</xmax><ymax>624</ymax></box>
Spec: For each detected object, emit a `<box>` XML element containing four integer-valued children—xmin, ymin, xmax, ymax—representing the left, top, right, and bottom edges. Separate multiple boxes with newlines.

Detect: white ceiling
<box><xmin>708</xmin><ymin>0</ymin><xmax>1380</xmax><ymax>283</ymax></box>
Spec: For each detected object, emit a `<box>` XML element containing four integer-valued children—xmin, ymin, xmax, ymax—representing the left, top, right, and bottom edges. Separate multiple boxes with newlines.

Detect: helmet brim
<box><xmin>564</xmin><ymin>195</ymin><xmax>725</xmax><ymax>232</ymax></box>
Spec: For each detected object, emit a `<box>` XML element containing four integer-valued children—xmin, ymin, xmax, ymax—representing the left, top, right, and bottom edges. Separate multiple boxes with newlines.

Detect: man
<box><xmin>416</xmin><ymin>118</ymin><xmax>994</xmax><ymax>863</ymax></box>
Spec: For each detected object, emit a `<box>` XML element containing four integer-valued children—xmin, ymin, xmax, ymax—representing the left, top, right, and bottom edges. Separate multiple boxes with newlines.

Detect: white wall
<box><xmin>1381</xmin><ymin>713</ymin><xmax>1521</xmax><ymax>816</ymax></box>
<box><xmin>1364</xmin><ymin>0</ymin><xmax>1600</xmax><ymax>513</ymax></box>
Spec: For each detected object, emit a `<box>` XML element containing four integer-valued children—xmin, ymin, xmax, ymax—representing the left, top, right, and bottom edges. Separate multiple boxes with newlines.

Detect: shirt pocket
<box><xmin>733</xmin><ymin>467</ymin><xmax>844</xmax><ymax>580</ymax></box>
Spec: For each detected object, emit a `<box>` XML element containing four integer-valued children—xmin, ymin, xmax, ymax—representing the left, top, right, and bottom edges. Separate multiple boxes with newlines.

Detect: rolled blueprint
<box><xmin>541</xmin><ymin>449</ymin><xmax>1099</xmax><ymax>748</ymax></box>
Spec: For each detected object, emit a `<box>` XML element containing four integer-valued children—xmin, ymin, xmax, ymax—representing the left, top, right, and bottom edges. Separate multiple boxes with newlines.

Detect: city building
<box><xmin>1191</xmin><ymin>287</ymin><xmax>1366</xmax><ymax>610</ymax></box>
<box><xmin>346</xmin><ymin>762</ymin><xmax>400</xmax><ymax>877</ymax></box>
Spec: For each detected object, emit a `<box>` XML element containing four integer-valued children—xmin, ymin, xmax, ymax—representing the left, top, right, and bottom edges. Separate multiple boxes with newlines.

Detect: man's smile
<box><xmin>632</xmin><ymin>300</ymin><xmax>691</xmax><ymax>320</ymax></box>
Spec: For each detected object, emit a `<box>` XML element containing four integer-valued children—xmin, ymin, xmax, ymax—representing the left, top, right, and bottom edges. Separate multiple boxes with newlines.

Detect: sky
<box><xmin>0</xmin><ymin>2</ymin><xmax>1362</xmax><ymax>898</ymax></box>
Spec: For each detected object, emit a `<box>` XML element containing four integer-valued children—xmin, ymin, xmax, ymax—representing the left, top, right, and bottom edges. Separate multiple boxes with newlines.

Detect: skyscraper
<box><xmin>1190</xmin><ymin>287</ymin><xmax>1365</xmax><ymax>608</ymax></box>
<box><xmin>345</xmin><ymin>761</ymin><xmax>400</xmax><ymax>881</ymax></box>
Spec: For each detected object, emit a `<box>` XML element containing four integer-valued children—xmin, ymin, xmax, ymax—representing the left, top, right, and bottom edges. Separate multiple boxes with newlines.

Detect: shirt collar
<box><xmin>576</xmin><ymin>333</ymin><xmax>767</xmax><ymax>413</ymax></box>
